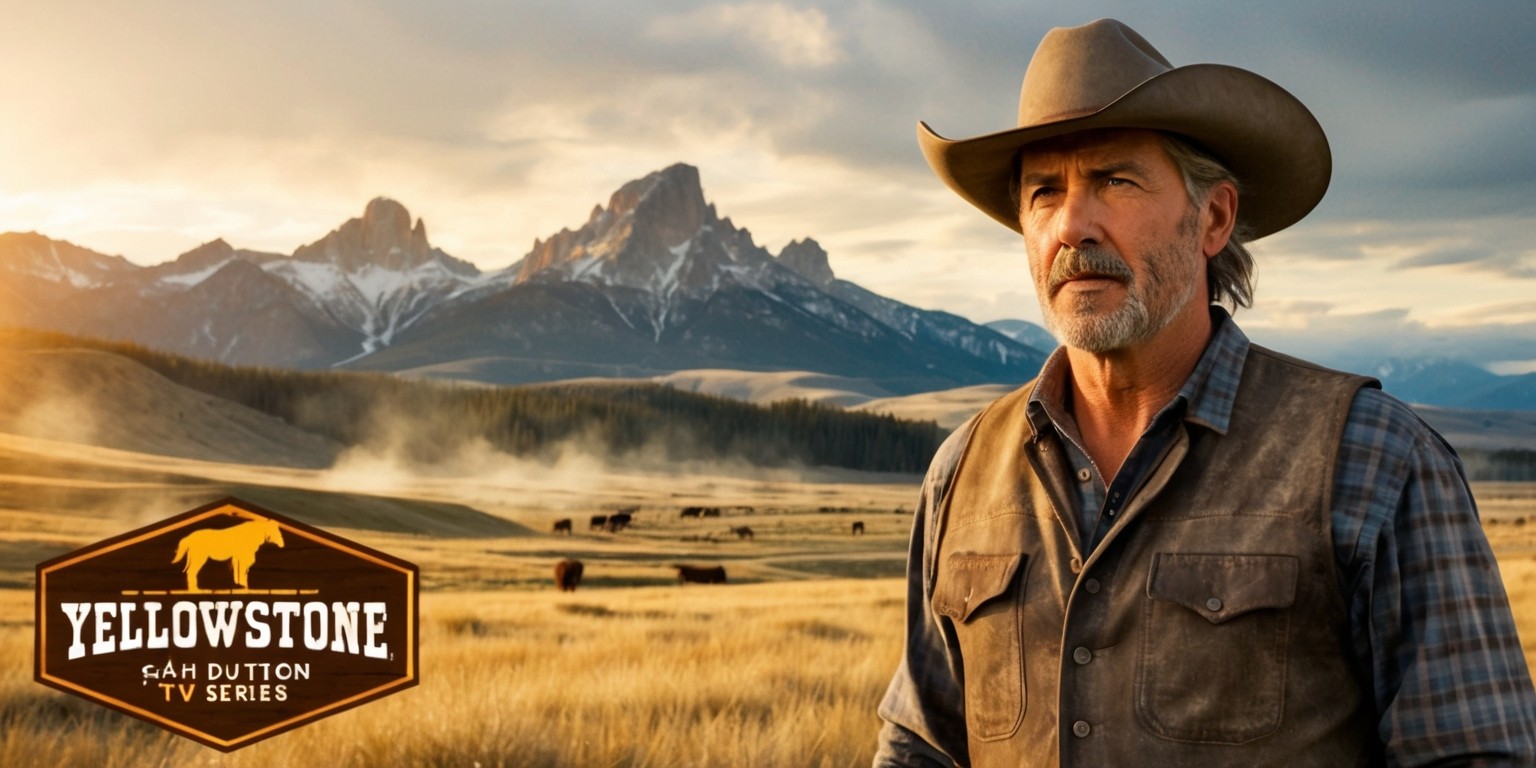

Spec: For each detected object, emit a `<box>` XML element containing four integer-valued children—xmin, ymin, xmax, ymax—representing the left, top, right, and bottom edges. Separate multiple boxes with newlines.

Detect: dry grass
<box><xmin>1</xmin><ymin>581</ymin><xmax>902</xmax><ymax>767</ymax></box>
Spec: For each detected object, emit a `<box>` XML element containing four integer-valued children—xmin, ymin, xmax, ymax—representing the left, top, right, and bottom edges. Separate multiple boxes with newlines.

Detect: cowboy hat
<box><xmin>918</xmin><ymin>18</ymin><xmax>1330</xmax><ymax>241</ymax></box>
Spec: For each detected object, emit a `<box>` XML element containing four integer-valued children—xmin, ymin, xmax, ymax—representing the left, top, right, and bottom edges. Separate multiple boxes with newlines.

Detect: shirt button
<box><xmin>1083</xmin><ymin>578</ymin><xmax>1101</xmax><ymax>594</ymax></box>
<box><xmin>1106</xmin><ymin>507</ymin><xmax>1116</xmax><ymax>517</ymax></box>
<box><xmin>1076</xmin><ymin>467</ymin><xmax>1091</xmax><ymax>482</ymax></box>
<box><xmin>1072</xmin><ymin>720</ymin><xmax>1091</xmax><ymax>738</ymax></box>
<box><xmin>1073</xmin><ymin>646</ymin><xmax>1092</xmax><ymax>665</ymax></box>
<box><xmin>1206</xmin><ymin>597</ymin><xmax>1223</xmax><ymax>612</ymax></box>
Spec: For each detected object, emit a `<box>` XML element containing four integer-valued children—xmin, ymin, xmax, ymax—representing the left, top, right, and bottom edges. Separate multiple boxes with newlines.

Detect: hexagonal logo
<box><xmin>35</xmin><ymin>497</ymin><xmax>418</xmax><ymax>751</ymax></box>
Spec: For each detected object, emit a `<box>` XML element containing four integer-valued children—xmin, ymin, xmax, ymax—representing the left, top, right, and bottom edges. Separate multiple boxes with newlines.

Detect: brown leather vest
<box><xmin>932</xmin><ymin>345</ymin><xmax>1381</xmax><ymax>767</ymax></box>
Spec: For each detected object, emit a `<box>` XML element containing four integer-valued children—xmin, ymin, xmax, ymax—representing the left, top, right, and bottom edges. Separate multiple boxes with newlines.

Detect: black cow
<box><xmin>680</xmin><ymin>507</ymin><xmax>703</xmax><ymax>519</ymax></box>
<box><xmin>851</xmin><ymin>521</ymin><xmax>865</xmax><ymax>536</ymax></box>
<box><xmin>672</xmin><ymin>564</ymin><xmax>727</xmax><ymax>584</ymax></box>
<box><xmin>730</xmin><ymin>526</ymin><xmax>754</xmax><ymax>540</ymax></box>
<box><xmin>554</xmin><ymin>559</ymin><xmax>584</xmax><ymax>592</ymax></box>
<box><xmin>606</xmin><ymin>512</ymin><xmax>633</xmax><ymax>532</ymax></box>
<box><xmin>590</xmin><ymin>514</ymin><xmax>608</xmax><ymax>530</ymax></box>
<box><xmin>701</xmin><ymin>507</ymin><xmax>722</xmax><ymax>518</ymax></box>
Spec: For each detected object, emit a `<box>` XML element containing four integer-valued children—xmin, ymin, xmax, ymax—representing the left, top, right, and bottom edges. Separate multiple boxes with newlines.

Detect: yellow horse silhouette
<box><xmin>172</xmin><ymin>512</ymin><xmax>285</xmax><ymax>592</ymax></box>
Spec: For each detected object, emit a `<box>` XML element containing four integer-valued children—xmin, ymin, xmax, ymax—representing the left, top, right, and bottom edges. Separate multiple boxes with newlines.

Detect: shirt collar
<box><xmin>1025</xmin><ymin>306</ymin><xmax>1250</xmax><ymax>438</ymax></box>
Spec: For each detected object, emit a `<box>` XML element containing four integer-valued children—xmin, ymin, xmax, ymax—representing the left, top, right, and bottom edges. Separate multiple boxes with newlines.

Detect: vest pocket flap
<box><xmin>934</xmin><ymin>553</ymin><xmax>1024</xmax><ymax>623</ymax></box>
<box><xmin>1147</xmin><ymin>553</ymin><xmax>1298</xmax><ymax>624</ymax></box>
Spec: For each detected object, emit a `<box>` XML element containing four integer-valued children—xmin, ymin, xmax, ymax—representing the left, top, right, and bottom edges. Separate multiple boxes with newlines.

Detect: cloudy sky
<box><xmin>2</xmin><ymin>1</ymin><xmax>1534</xmax><ymax>371</ymax></box>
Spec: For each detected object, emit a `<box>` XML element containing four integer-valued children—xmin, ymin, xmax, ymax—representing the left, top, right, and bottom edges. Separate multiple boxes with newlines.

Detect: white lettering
<box><xmin>172</xmin><ymin>602</ymin><xmax>197</xmax><ymax>648</ymax></box>
<box><xmin>60</xmin><ymin>603</ymin><xmax>91</xmax><ymax>660</ymax></box>
<box><xmin>118</xmin><ymin>603</ymin><xmax>143</xmax><ymax>651</ymax></box>
<box><xmin>244</xmin><ymin>601</ymin><xmax>271</xmax><ymax>648</ymax></box>
<box><xmin>364</xmin><ymin>602</ymin><xmax>389</xmax><ymax>659</ymax></box>
<box><xmin>272</xmin><ymin>601</ymin><xmax>300</xmax><ymax>649</ymax></box>
<box><xmin>302</xmin><ymin>602</ymin><xmax>328</xmax><ymax>651</ymax></box>
<box><xmin>91</xmin><ymin>602</ymin><xmax>117</xmax><ymax>655</ymax></box>
<box><xmin>198</xmin><ymin>601</ymin><xmax>243</xmax><ymax>648</ymax></box>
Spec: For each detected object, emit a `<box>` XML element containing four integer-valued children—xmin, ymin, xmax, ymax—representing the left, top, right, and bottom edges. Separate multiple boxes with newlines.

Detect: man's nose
<box><xmin>1054</xmin><ymin>187</ymin><xmax>1105</xmax><ymax>249</ymax></box>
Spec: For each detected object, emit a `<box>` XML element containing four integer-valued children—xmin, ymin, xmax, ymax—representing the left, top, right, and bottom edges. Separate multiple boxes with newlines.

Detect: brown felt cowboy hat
<box><xmin>918</xmin><ymin>18</ymin><xmax>1330</xmax><ymax>241</ymax></box>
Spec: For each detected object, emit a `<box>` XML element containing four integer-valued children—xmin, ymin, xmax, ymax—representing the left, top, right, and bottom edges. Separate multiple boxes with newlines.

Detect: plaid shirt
<box><xmin>875</xmin><ymin>309</ymin><xmax>1536</xmax><ymax>767</ymax></box>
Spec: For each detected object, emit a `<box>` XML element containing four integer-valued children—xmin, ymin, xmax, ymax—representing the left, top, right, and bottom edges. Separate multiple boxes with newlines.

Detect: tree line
<box><xmin>2</xmin><ymin>329</ymin><xmax>944</xmax><ymax>473</ymax></box>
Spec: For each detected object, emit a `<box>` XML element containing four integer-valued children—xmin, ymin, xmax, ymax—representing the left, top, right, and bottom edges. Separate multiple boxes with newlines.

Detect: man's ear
<box><xmin>1201</xmin><ymin>181</ymin><xmax>1239</xmax><ymax>258</ymax></box>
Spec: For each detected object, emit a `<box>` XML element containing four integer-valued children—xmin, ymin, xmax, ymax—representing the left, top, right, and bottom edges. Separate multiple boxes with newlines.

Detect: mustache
<box><xmin>1047</xmin><ymin>247</ymin><xmax>1134</xmax><ymax>294</ymax></box>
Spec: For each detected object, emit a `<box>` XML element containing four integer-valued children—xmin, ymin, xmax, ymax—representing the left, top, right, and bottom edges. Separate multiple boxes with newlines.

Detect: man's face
<box><xmin>1017</xmin><ymin>130</ymin><xmax>1209</xmax><ymax>354</ymax></box>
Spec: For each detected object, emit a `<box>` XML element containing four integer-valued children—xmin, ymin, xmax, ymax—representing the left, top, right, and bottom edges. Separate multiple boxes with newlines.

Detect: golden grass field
<box><xmin>1</xmin><ymin>430</ymin><xmax>1534</xmax><ymax>767</ymax></box>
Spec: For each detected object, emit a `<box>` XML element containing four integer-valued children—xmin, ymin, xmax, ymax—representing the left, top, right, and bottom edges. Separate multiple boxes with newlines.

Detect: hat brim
<box><xmin>918</xmin><ymin>63</ymin><xmax>1330</xmax><ymax>241</ymax></box>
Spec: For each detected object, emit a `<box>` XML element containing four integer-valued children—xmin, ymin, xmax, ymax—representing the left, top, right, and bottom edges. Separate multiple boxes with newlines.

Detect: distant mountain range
<box><xmin>0</xmin><ymin>164</ymin><xmax>1042</xmax><ymax>395</ymax></box>
<box><xmin>2</xmin><ymin>163</ymin><xmax>1532</xmax><ymax>409</ymax></box>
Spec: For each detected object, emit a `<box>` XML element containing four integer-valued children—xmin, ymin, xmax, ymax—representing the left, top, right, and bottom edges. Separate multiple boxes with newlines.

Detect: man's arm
<box><xmin>873</xmin><ymin>419</ymin><xmax>977</xmax><ymax>768</ymax></box>
<box><xmin>1335</xmin><ymin>389</ymin><xmax>1536</xmax><ymax>767</ymax></box>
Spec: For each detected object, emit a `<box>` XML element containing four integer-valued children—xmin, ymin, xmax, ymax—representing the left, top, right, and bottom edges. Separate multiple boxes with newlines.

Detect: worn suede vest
<box><xmin>932</xmin><ymin>345</ymin><xmax>1380</xmax><ymax>767</ymax></box>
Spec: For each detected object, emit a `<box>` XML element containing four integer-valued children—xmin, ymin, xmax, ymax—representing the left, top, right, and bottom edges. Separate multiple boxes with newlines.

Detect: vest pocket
<box><xmin>1136</xmin><ymin>553</ymin><xmax>1298</xmax><ymax>744</ymax></box>
<box><xmin>933</xmin><ymin>552</ymin><xmax>1027</xmax><ymax>741</ymax></box>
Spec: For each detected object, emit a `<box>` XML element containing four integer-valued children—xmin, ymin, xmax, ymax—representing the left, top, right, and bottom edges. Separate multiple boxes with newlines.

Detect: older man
<box><xmin>875</xmin><ymin>19</ymin><xmax>1536</xmax><ymax>768</ymax></box>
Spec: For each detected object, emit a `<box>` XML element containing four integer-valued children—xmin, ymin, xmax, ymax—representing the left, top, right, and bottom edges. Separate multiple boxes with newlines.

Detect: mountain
<box><xmin>0</xmin><ymin>165</ymin><xmax>1046</xmax><ymax>393</ymax></box>
<box><xmin>987</xmin><ymin>319</ymin><xmax>1059</xmax><ymax>355</ymax></box>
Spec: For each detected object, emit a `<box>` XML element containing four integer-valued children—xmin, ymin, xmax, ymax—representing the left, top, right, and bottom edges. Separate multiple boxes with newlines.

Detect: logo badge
<box><xmin>35</xmin><ymin>497</ymin><xmax>419</xmax><ymax>751</ymax></box>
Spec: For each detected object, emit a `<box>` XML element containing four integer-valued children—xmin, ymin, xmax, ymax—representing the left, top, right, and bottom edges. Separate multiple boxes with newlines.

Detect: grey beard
<box><xmin>1038</xmin><ymin>245</ymin><xmax>1196</xmax><ymax>354</ymax></box>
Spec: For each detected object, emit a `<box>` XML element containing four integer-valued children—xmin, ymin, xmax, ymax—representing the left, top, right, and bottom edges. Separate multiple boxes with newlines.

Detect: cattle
<box><xmin>554</xmin><ymin>559</ymin><xmax>584</xmax><ymax>592</ymax></box>
<box><xmin>606</xmin><ymin>512</ymin><xmax>633</xmax><ymax>532</ymax></box>
<box><xmin>680</xmin><ymin>507</ymin><xmax>703</xmax><ymax>519</ymax></box>
<box><xmin>672</xmin><ymin>564</ymin><xmax>727</xmax><ymax>584</ymax></box>
<box><xmin>589</xmin><ymin>514</ymin><xmax>608</xmax><ymax>530</ymax></box>
<box><xmin>851</xmin><ymin>521</ymin><xmax>865</xmax><ymax>536</ymax></box>
<box><xmin>552</xmin><ymin>518</ymin><xmax>573</xmax><ymax>535</ymax></box>
<box><xmin>730</xmin><ymin>526</ymin><xmax>754</xmax><ymax>540</ymax></box>
<box><xmin>701</xmin><ymin>507</ymin><xmax>722</xmax><ymax>518</ymax></box>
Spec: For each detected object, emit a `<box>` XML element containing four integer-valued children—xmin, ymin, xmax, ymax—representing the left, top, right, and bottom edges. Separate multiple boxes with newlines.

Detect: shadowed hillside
<box><xmin>0</xmin><ymin>328</ymin><xmax>944</xmax><ymax>474</ymax></box>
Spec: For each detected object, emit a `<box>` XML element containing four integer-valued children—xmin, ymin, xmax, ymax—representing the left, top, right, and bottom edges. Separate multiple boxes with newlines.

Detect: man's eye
<box><xmin>1029</xmin><ymin>187</ymin><xmax>1058</xmax><ymax>202</ymax></box>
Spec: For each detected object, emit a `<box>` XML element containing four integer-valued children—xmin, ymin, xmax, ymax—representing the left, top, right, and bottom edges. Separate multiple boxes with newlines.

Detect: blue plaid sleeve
<box><xmin>1334</xmin><ymin>388</ymin><xmax>1536</xmax><ymax>766</ymax></box>
<box><xmin>874</xmin><ymin>420</ymin><xmax>973</xmax><ymax>768</ymax></box>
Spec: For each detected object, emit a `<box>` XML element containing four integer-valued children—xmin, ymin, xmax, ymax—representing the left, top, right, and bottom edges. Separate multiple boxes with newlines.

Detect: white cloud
<box><xmin>646</xmin><ymin>2</ymin><xmax>845</xmax><ymax>70</ymax></box>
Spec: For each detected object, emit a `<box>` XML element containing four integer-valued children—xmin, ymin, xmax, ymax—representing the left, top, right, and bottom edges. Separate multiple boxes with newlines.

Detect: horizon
<box><xmin>3</xmin><ymin>2</ymin><xmax>1535</xmax><ymax>372</ymax></box>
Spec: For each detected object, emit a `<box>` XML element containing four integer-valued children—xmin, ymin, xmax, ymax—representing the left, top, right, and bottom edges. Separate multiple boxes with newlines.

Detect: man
<box><xmin>875</xmin><ymin>19</ymin><xmax>1536</xmax><ymax>768</ymax></box>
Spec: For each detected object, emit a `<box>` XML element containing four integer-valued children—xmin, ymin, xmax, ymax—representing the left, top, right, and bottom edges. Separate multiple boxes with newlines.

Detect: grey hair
<box><xmin>1159</xmin><ymin>134</ymin><xmax>1256</xmax><ymax>309</ymax></box>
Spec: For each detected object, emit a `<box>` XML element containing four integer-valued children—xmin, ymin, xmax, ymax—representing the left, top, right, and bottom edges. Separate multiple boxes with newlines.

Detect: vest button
<box><xmin>1206</xmin><ymin>597</ymin><xmax>1223</xmax><ymax>612</ymax></box>
<box><xmin>1069</xmin><ymin>558</ymin><xmax>1082</xmax><ymax>574</ymax></box>
<box><xmin>1083</xmin><ymin>578</ymin><xmax>1101</xmax><ymax>594</ymax></box>
<box><xmin>1073</xmin><ymin>646</ymin><xmax>1092</xmax><ymax>665</ymax></box>
<box><xmin>1072</xmin><ymin>720</ymin><xmax>1091</xmax><ymax>738</ymax></box>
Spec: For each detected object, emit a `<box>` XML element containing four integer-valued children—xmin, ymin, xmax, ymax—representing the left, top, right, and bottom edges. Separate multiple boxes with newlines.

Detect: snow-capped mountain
<box><xmin>1</xmin><ymin>164</ymin><xmax>1048</xmax><ymax>391</ymax></box>
<box><xmin>343</xmin><ymin>164</ymin><xmax>1045</xmax><ymax>392</ymax></box>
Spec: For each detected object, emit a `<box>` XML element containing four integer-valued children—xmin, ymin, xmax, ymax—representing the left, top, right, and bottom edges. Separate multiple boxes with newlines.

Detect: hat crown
<box><xmin>1019</xmin><ymin>19</ymin><xmax>1174</xmax><ymax>126</ymax></box>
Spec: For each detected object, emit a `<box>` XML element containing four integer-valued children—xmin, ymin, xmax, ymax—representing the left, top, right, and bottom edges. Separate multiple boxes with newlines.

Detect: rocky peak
<box><xmin>777</xmin><ymin>238</ymin><xmax>834</xmax><ymax>287</ymax></box>
<box><xmin>293</xmin><ymin>197</ymin><xmax>436</xmax><ymax>273</ymax></box>
<box><xmin>173</xmin><ymin>239</ymin><xmax>237</xmax><ymax>270</ymax></box>
<box><xmin>517</xmin><ymin>163</ymin><xmax>719</xmax><ymax>284</ymax></box>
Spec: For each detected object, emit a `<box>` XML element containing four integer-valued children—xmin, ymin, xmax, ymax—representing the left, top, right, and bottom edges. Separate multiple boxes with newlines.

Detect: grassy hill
<box><xmin>0</xmin><ymin>328</ymin><xmax>944</xmax><ymax>474</ymax></box>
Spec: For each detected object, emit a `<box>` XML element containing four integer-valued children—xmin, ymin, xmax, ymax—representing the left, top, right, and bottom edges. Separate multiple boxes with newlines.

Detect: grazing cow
<box><xmin>672</xmin><ymin>564</ymin><xmax>727</xmax><ymax>584</ymax></box>
<box><xmin>173</xmin><ymin>512</ymin><xmax>284</xmax><ymax>592</ymax></box>
<box><xmin>701</xmin><ymin>507</ymin><xmax>722</xmax><ymax>518</ymax></box>
<box><xmin>554</xmin><ymin>559</ymin><xmax>584</xmax><ymax>592</ymax></box>
<box><xmin>730</xmin><ymin>526</ymin><xmax>754</xmax><ymax>540</ymax></box>
<box><xmin>680</xmin><ymin>507</ymin><xmax>703</xmax><ymax>519</ymax></box>
<box><xmin>590</xmin><ymin>514</ymin><xmax>608</xmax><ymax>530</ymax></box>
<box><xmin>606</xmin><ymin>512</ymin><xmax>633</xmax><ymax>532</ymax></box>
<box><xmin>851</xmin><ymin>521</ymin><xmax>865</xmax><ymax>536</ymax></box>
<box><xmin>552</xmin><ymin>518</ymin><xmax>573</xmax><ymax>535</ymax></box>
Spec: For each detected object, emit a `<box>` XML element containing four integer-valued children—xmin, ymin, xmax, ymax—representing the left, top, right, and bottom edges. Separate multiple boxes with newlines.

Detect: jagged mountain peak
<box><xmin>293</xmin><ymin>197</ymin><xmax>435</xmax><ymax>273</ymax></box>
<box><xmin>778</xmin><ymin>238</ymin><xmax>834</xmax><ymax>287</ymax></box>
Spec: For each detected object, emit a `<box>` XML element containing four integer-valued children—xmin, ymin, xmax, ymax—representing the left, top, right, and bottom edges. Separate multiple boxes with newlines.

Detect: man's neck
<box><xmin>1064</xmin><ymin>306</ymin><xmax>1213</xmax><ymax>479</ymax></box>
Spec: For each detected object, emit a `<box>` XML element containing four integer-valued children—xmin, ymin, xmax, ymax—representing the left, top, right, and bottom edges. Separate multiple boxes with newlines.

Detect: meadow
<box><xmin>2</xmin><ymin>429</ymin><xmax>1534</xmax><ymax>767</ymax></box>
